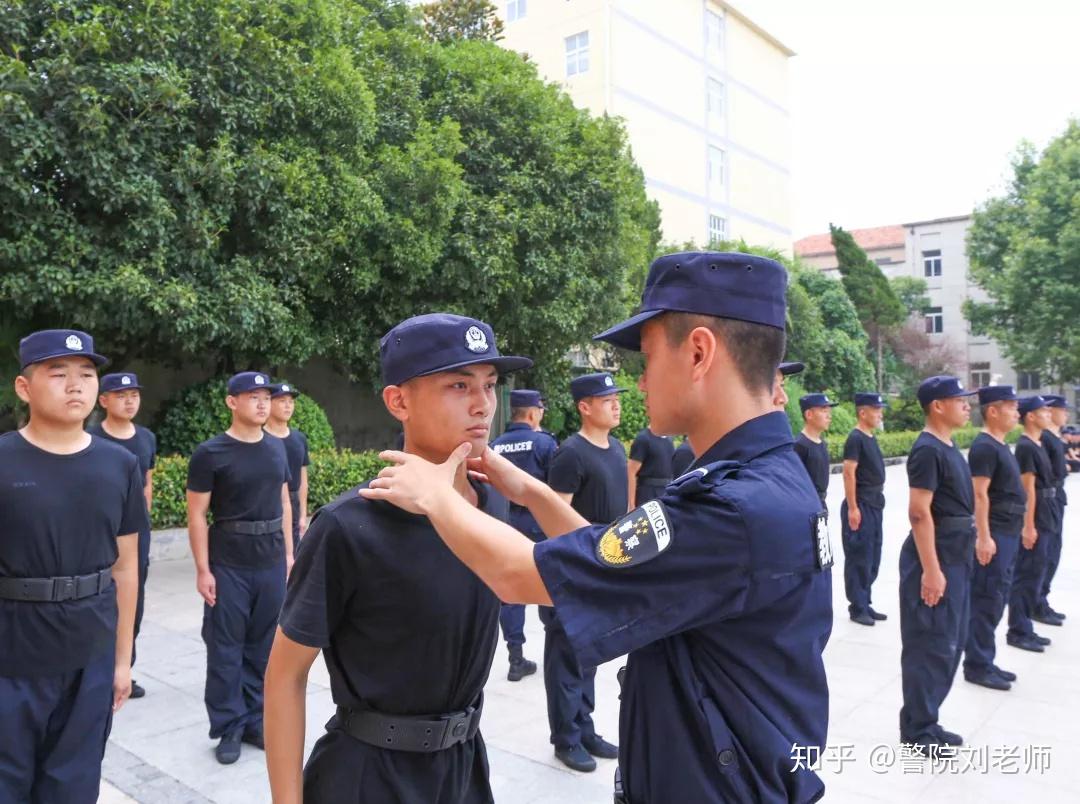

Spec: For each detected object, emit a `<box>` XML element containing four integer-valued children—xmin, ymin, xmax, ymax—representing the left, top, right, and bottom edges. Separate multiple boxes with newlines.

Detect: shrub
<box><xmin>611</xmin><ymin>371</ymin><xmax>648</xmax><ymax>443</ymax></box>
<box><xmin>150</xmin><ymin>455</ymin><xmax>191</xmax><ymax>529</ymax></box>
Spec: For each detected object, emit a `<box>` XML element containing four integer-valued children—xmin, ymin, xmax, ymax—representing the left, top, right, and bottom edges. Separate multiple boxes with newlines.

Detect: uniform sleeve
<box><xmin>537</xmin><ymin>435</ymin><xmax>556</xmax><ymax>480</ymax></box>
<box><xmin>533</xmin><ymin>491</ymin><xmax>750</xmax><ymax>669</ymax></box>
<box><xmin>629</xmin><ymin>431</ymin><xmax>650</xmax><ymax>463</ymax></box>
<box><xmin>968</xmin><ymin>441</ymin><xmax>996</xmax><ymax>479</ymax></box>
<box><xmin>1015</xmin><ymin>443</ymin><xmax>1036</xmax><ymax>476</ymax></box>
<box><xmin>147</xmin><ymin>430</ymin><xmax>158</xmax><ymax>470</ymax></box>
<box><xmin>842</xmin><ymin>432</ymin><xmax>860</xmax><ymax>462</ymax></box>
<box><xmin>119</xmin><ymin>458</ymin><xmax>151</xmax><ymax>536</ymax></box>
<box><xmin>278</xmin><ymin>509</ymin><xmax>355</xmax><ymax>648</ymax></box>
<box><xmin>548</xmin><ymin>443</ymin><xmax>583</xmax><ymax>495</ymax></box>
<box><xmin>907</xmin><ymin>444</ymin><xmax>941</xmax><ymax>492</ymax></box>
<box><xmin>186</xmin><ymin>445</ymin><xmax>215</xmax><ymax>493</ymax></box>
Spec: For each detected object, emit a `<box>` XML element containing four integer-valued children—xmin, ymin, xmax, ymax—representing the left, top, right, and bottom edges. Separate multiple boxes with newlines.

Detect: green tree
<box><xmin>420</xmin><ymin>0</ymin><xmax>504</xmax><ymax>43</ymax></box>
<box><xmin>966</xmin><ymin>120</ymin><xmax>1080</xmax><ymax>387</ymax></box>
<box><xmin>890</xmin><ymin>276</ymin><xmax>932</xmax><ymax>316</ymax></box>
<box><xmin>830</xmin><ymin>224</ymin><xmax>907</xmax><ymax>391</ymax></box>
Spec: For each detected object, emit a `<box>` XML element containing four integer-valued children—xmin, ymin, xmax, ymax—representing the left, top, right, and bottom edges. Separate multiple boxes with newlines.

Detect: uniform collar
<box><xmin>692</xmin><ymin>411</ymin><xmax>794</xmax><ymax>469</ymax></box>
<box><xmin>505</xmin><ymin>422</ymin><xmax>532</xmax><ymax>432</ymax></box>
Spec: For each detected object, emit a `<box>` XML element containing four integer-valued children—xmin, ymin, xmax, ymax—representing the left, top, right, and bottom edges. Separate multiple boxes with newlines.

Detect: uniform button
<box><xmin>717</xmin><ymin>749</ymin><xmax>736</xmax><ymax>766</ymax></box>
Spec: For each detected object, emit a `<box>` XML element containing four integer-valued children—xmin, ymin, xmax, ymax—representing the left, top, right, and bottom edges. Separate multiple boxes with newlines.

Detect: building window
<box><xmin>923</xmin><ymin>249</ymin><xmax>942</xmax><ymax>277</ymax></box>
<box><xmin>565</xmin><ymin>31</ymin><xmax>589</xmax><ymax>76</ymax></box>
<box><xmin>706</xmin><ymin>78</ymin><xmax>725</xmax><ymax>127</ymax></box>
<box><xmin>1017</xmin><ymin>371</ymin><xmax>1041</xmax><ymax>391</ymax></box>
<box><xmin>708</xmin><ymin>214</ymin><xmax>727</xmax><ymax>244</ymax></box>
<box><xmin>924</xmin><ymin>306</ymin><xmax>943</xmax><ymax>334</ymax></box>
<box><xmin>970</xmin><ymin>362</ymin><xmax>991</xmax><ymax>389</ymax></box>
<box><xmin>706</xmin><ymin>10</ymin><xmax>725</xmax><ymax>62</ymax></box>
<box><xmin>707</xmin><ymin>146</ymin><xmax>726</xmax><ymax>194</ymax></box>
<box><xmin>506</xmin><ymin>0</ymin><xmax>526</xmax><ymax>22</ymax></box>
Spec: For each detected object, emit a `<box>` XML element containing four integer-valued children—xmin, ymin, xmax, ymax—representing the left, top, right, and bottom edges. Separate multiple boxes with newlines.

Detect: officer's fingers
<box><xmin>468</xmin><ymin>469</ymin><xmax>491</xmax><ymax>484</ymax></box>
<box><xmin>358</xmin><ymin>486</ymin><xmax>392</xmax><ymax>500</ymax></box>
<box><xmin>446</xmin><ymin>442</ymin><xmax>472</xmax><ymax>468</ymax></box>
<box><xmin>377</xmin><ymin>449</ymin><xmax>408</xmax><ymax>466</ymax></box>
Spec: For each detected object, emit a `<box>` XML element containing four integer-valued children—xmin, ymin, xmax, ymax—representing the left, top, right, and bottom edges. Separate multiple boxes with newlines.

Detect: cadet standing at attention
<box><xmin>0</xmin><ymin>330</ymin><xmax>147</xmax><ymax>803</ymax></box>
<box><xmin>1006</xmin><ymin>396</ymin><xmax>1057</xmax><ymax>653</ymax></box>
<box><xmin>899</xmin><ymin>376</ymin><xmax>977</xmax><ymax>753</ymax></box>
<box><xmin>961</xmin><ymin>386</ymin><xmax>1024</xmax><ymax>690</ymax></box>
<box><xmin>627</xmin><ymin>425</ymin><xmax>675</xmax><ymax>508</ymax></box>
<box><xmin>1035</xmin><ymin>394</ymin><xmax>1069</xmax><ymax>625</ymax></box>
<box><xmin>88</xmin><ymin>371</ymin><xmax>157</xmax><ymax>700</ymax></box>
<box><xmin>265</xmin><ymin>383</ymin><xmax>311</xmax><ymax>547</ymax></box>
<box><xmin>186</xmin><ymin>371</ymin><xmax>293</xmax><ymax>764</ymax></box>
<box><xmin>541</xmin><ymin>372</ymin><xmax>626</xmax><ymax>773</ymax></box>
<box><xmin>489</xmin><ymin>388</ymin><xmax>556</xmax><ymax>681</ymax></box>
<box><xmin>841</xmin><ymin>393</ymin><xmax>889</xmax><ymax>626</ymax></box>
<box><xmin>794</xmin><ymin>393</ymin><xmax>839</xmax><ymax>508</ymax></box>
<box><xmin>363</xmin><ymin>251</ymin><xmax>834</xmax><ymax>803</ymax></box>
<box><xmin>264</xmin><ymin>313</ymin><xmax>525</xmax><ymax>804</ymax></box>
<box><xmin>772</xmin><ymin>360</ymin><xmax>804</xmax><ymax>409</ymax></box>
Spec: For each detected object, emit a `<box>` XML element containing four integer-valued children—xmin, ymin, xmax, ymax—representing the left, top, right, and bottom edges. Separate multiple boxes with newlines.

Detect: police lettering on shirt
<box><xmin>493</xmin><ymin>441</ymin><xmax>534</xmax><ymax>455</ymax></box>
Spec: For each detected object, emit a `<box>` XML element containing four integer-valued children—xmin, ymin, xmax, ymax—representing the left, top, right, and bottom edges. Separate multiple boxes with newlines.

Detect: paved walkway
<box><xmin>101</xmin><ymin>463</ymin><xmax>1079</xmax><ymax>803</ymax></box>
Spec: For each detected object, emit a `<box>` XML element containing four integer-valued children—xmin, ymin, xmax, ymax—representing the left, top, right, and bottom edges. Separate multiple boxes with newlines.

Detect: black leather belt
<box><xmin>857</xmin><ymin>484</ymin><xmax>884</xmax><ymax>497</ymax></box>
<box><xmin>0</xmin><ymin>568</ymin><xmax>112</xmax><ymax>602</ymax></box>
<box><xmin>935</xmin><ymin>515</ymin><xmax>974</xmax><ymax>532</ymax></box>
<box><xmin>997</xmin><ymin>501</ymin><xmax>1026</xmax><ymax>515</ymax></box>
<box><xmin>214</xmin><ymin>517</ymin><xmax>283</xmax><ymax>535</ymax></box>
<box><xmin>337</xmin><ymin>696</ymin><xmax>483</xmax><ymax>753</ymax></box>
<box><xmin>1039</xmin><ymin>488</ymin><xmax>1057</xmax><ymax>499</ymax></box>
<box><xmin>637</xmin><ymin>477</ymin><xmax>670</xmax><ymax>486</ymax></box>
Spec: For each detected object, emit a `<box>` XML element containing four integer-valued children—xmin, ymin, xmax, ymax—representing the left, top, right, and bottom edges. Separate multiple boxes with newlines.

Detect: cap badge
<box><xmin>605</xmin><ymin>376</ymin><xmax>614</xmax><ymax>387</ymax></box>
<box><xmin>254</xmin><ymin>375</ymin><xmax>265</xmax><ymax>385</ymax></box>
<box><xmin>65</xmin><ymin>334</ymin><xmax>83</xmax><ymax>350</ymax></box>
<box><xmin>121</xmin><ymin>376</ymin><xmax>132</xmax><ymax>386</ymax></box>
<box><xmin>465</xmin><ymin>326</ymin><xmax>489</xmax><ymax>354</ymax></box>
<box><xmin>282</xmin><ymin>385</ymin><xmax>290</xmax><ymax>392</ymax></box>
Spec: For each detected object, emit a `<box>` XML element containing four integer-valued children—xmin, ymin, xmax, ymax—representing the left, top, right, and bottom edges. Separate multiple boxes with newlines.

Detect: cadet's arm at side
<box><xmin>907</xmin><ymin>487</ymin><xmax>940</xmax><ymax>578</ymax></box>
<box><xmin>281</xmin><ymin>483</ymin><xmax>294</xmax><ymax>571</ymax></box>
<box><xmin>112</xmin><ymin>531</ymin><xmax>139</xmax><ymax>710</ymax></box>
<box><xmin>265</xmin><ymin>630</ymin><xmax>319</xmax><ymax>804</ymax></box>
<box><xmin>972</xmin><ymin>476</ymin><xmax>992</xmax><ymax>544</ymax></box>
<box><xmin>626</xmin><ymin>458</ymin><xmax>642</xmax><ymax>510</ymax></box>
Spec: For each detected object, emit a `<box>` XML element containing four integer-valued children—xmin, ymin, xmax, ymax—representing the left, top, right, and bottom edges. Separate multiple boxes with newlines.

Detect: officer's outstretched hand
<box><xmin>465</xmin><ymin>447</ymin><xmax>533</xmax><ymax>505</ymax></box>
<box><xmin>921</xmin><ymin>567</ymin><xmax>946</xmax><ymax>607</ymax></box>
<box><xmin>361</xmin><ymin>443</ymin><xmax>472</xmax><ymax>515</ymax></box>
<box><xmin>197</xmin><ymin>568</ymin><xmax>217</xmax><ymax>607</ymax></box>
<box><xmin>113</xmin><ymin>662</ymin><xmax>132</xmax><ymax>711</ymax></box>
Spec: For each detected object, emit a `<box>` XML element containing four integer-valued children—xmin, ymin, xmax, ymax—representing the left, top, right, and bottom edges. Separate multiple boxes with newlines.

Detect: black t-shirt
<box><xmin>1016</xmin><ymin>434</ymin><xmax>1058</xmax><ymax>531</ymax></box>
<box><xmin>268</xmin><ymin>428</ymin><xmax>310</xmax><ymax>493</ymax></box>
<box><xmin>793</xmin><ymin>433</ymin><xmax>830</xmax><ymax>503</ymax></box>
<box><xmin>842</xmin><ymin>429</ymin><xmax>886</xmax><ymax>507</ymax></box>
<box><xmin>0</xmin><ymin>432</ymin><xmax>149</xmax><ymax>676</ymax></box>
<box><xmin>907</xmin><ymin>431</ymin><xmax>974</xmax><ymax>520</ymax></box>
<box><xmin>967</xmin><ymin>432</ymin><xmax>1025</xmax><ymax>531</ymax></box>
<box><xmin>629</xmin><ymin>429</ymin><xmax>675</xmax><ymax>482</ymax></box>
<box><xmin>548</xmin><ymin>433</ymin><xmax>628</xmax><ymax>523</ymax></box>
<box><xmin>279</xmin><ymin>481</ymin><xmax>508</xmax><ymax>716</ymax></box>
<box><xmin>1041</xmin><ymin>430</ymin><xmax>1067</xmax><ymax>490</ymax></box>
<box><xmin>87</xmin><ymin>422</ymin><xmax>157</xmax><ymax>477</ymax></box>
<box><xmin>670</xmin><ymin>440</ymin><xmax>695</xmax><ymax>478</ymax></box>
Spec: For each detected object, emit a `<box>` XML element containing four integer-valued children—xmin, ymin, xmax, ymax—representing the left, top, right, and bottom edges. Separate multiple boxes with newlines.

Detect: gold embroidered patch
<box><xmin>598</xmin><ymin>528</ymin><xmax>632</xmax><ymax>565</ymax></box>
<box><xmin>594</xmin><ymin>501</ymin><xmax>673</xmax><ymax>569</ymax></box>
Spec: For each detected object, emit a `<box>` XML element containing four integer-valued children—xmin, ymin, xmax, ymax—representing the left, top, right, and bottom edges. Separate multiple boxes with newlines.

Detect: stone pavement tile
<box><xmin>917</xmin><ymin>769</ymin><xmax>1074</xmax><ymax>803</ymax></box>
<box><xmin>488</xmin><ymin>745</ymin><xmax>614</xmax><ymax>803</ymax></box>
<box><xmin>99</xmin><ymin>781</ymin><xmax>137</xmax><ymax>803</ymax></box>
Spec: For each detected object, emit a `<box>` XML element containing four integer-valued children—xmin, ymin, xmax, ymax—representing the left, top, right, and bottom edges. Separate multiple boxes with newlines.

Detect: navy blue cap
<box><xmin>1018</xmin><ymin>395</ymin><xmax>1049</xmax><ymax>417</ymax></box>
<box><xmin>571</xmin><ymin>372</ymin><xmax>627</xmax><ymax>402</ymax></box>
<box><xmin>19</xmin><ymin>329</ymin><xmax>108</xmax><ymax>370</ymax></box>
<box><xmin>779</xmin><ymin>361</ymin><xmax>804</xmax><ymax>376</ymax></box>
<box><xmin>854</xmin><ymin>392</ymin><xmax>887</xmax><ymax>408</ymax></box>
<box><xmin>799</xmin><ymin>393</ymin><xmax>839</xmax><ymax>412</ymax></box>
<box><xmin>380</xmin><ymin>313</ymin><xmax>532</xmax><ymax>387</ymax></box>
<box><xmin>100</xmin><ymin>372</ymin><xmax>141</xmax><ymax>393</ymax></box>
<box><xmin>510</xmin><ymin>389</ymin><xmax>544</xmax><ymax>409</ymax></box>
<box><xmin>917</xmin><ymin>375</ymin><xmax>977</xmax><ymax>407</ymax></box>
<box><xmin>977</xmin><ymin>385</ymin><xmax>1018</xmax><ymax>405</ymax></box>
<box><xmin>1045</xmin><ymin>394</ymin><xmax>1070</xmax><ymax>409</ymax></box>
<box><xmin>593</xmin><ymin>251</ymin><xmax>787</xmax><ymax>350</ymax></box>
<box><xmin>269</xmin><ymin>382</ymin><xmax>300</xmax><ymax>398</ymax></box>
<box><xmin>227</xmin><ymin>371</ymin><xmax>272</xmax><ymax>395</ymax></box>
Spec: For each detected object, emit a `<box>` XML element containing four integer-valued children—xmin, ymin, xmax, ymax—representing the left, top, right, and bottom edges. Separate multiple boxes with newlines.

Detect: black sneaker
<box><xmin>1033</xmin><ymin>612</ymin><xmax>1064</xmax><ymax>626</ymax></box>
<box><xmin>1031</xmin><ymin>632</ymin><xmax>1052</xmax><ymax>646</ymax></box>
<box><xmin>964</xmin><ymin>671</ymin><xmax>1011</xmax><ymax>691</ymax></box>
<box><xmin>935</xmin><ymin>728</ymin><xmax>963</xmax><ymax>747</ymax></box>
<box><xmin>507</xmin><ymin>655</ymin><xmax>537</xmax><ymax>682</ymax></box>
<box><xmin>991</xmin><ymin>665</ymin><xmax>1017</xmax><ymax>682</ymax></box>
<box><xmin>242</xmin><ymin>722</ymin><xmax>265</xmax><ymax>750</ymax></box>
<box><xmin>555</xmin><ymin>744</ymin><xmax>597</xmax><ymax>773</ymax></box>
<box><xmin>582</xmin><ymin>734</ymin><xmax>619</xmax><ymax>759</ymax></box>
<box><xmin>1045</xmin><ymin>606</ymin><xmax>1066</xmax><ymax>620</ymax></box>
<box><xmin>850</xmin><ymin>611</ymin><xmax>875</xmax><ymax>626</ymax></box>
<box><xmin>868</xmin><ymin>608</ymin><xmax>888</xmax><ymax>621</ymax></box>
<box><xmin>1006</xmin><ymin>633</ymin><xmax>1045</xmax><ymax>652</ymax></box>
<box><xmin>215</xmin><ymin>730</ymin><xmax>243</xmax><ymax>764</ymax></box>
<box><xmin>129</xmin><ymin>680</ymin><xmax>146</xmax><ymax>699</ymax></box>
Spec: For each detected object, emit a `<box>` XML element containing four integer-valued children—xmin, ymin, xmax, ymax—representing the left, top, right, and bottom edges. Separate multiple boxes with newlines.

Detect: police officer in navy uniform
<box><xmin>265</xmin><ymin>383</ymin><xmax>311</xmax><ymax>547</ymax></box>
<box><xmin>264</xmin><ymin>313</ymin><xmax>525</xmax><ymax>803</ymax></box>
<box><xmin>1036</xmin><ymin>394</ymin><xmax>1069</xmax><ymax>624</ymax></box>
<box><xmin>362</xmin><ymin>251</ymin><xmax>834</xmax><ymax>803</ymax></box>
<box><xmin>794</xmin><ymin>393</ymin><xmax>839</xmax><ymax>508</ymax></box>
<box><xmin>1006</xmin><ymin>396</ymin><xmax>1058</xmax><ymax>653</ymax></box>
<box><xmin>489</xmin><ymin>388</ymin><xmax>556</xmax><ymax>681</ymax></box>
<box><xmin>627</xmin><ymin>426</ymin><xmax>675</xmax><ymax>508</ymax></box>
<box><xmin>899</xmin><ymin>375</ymin><xmax>977</xmax><ymax>753</ymax></box>
<box><xmin>841</xmin><ymin>392</ymin><xmax>888</xmax><ymax>626</ymax></box>
<box><xmin>0</xmin><ymin>330</ymin><xmax>147</xmax><ymax>803</ymax></box>
<box><xmin>186</xmin><ymin>371</ymin><xmax>293</xmax><ymax>764</ymax></box>
<box><xmin>961</xmin><ymin>385</ymin><xmax>1024</xmax><ymax>690</ymax></box>
<box><xmin>88</xmin><ymin>371</ymin><xmax>158</xmax><ymax>699</ymax></box>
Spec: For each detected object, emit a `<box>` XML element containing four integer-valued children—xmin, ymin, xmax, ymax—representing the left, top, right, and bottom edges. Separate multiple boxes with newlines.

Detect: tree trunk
<box><xmin>876</xmin><ymin>332</ymin><xmax>884</xmax><ymax>392</ymax></box>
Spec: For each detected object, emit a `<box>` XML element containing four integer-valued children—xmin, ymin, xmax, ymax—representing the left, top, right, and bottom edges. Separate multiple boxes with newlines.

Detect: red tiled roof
<box><xmin>795</xmin><ymin>225</ymin><xmax>905</xmax><ymax>257</ymax></box>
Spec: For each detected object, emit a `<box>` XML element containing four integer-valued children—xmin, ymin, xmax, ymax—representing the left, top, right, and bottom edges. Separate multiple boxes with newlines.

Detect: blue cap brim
<box><xmin>23</xmin><ymin>349</ymin><xmax>109</xmax><ymax>370</ymax></box>
<box><xmin>104</xmin><ymin>384</ymin><xmax>142</xmax><ymax>392</ymax></box>
<box><xmin>271</xmin><ymin>390</ymin><xmax>300</xmax><ymax>398</ymax></box>
<box><xmin>592</xmin><ymin>309</ymin><xmax>666</xmax><ymax>351</ymax></box>
<box><xmin>406</xmin><ymin>355</ymin><xmax>533</xmax><ymax>385</ymax></box>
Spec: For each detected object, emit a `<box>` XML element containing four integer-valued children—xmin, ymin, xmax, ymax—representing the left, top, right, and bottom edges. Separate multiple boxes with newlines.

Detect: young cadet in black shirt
<box><xmin>542</xmin><ymin>372</ymin><xmax>626</xmax><ymax>773</ymax></box>
<box><xmin>265</xmin><ymin>382</ymin><xmax>311</xmax><ymax>546</ymax></box>
<box><xmin>1006</xmin><ymin>396</ymin><xmax>1058</xmax><ymax>653</ymax></box>
<box><xmin>671</xmin><ymin>437</ymin><xmax>695</xmax><ymax>477</ymax></box>
<box><xmin>0</xmin><ymin>330</ymin><xmax>147</xmax><ymax>804</ymax></box>
<box><xmin>187</xmin><ymin>371</ymin><xmax>293</xmax><ymax>764</ymax></box>
<box><xmin>88</xmin><ymin>371</ymin><xmax>157</xmax><ymax>701</ymax></box>
<box><xmin>1036</xmin><ymin>395</ymin><xmax>1069</xmax><ymax>625</ymax></box>
<box><xmin>264</xmin><ymin>313</ymin><xmax>526</xmax><ymax>804</ymax></box>
<box><xmin>961</xmin><ymin>386</ymin><xmax>1024</xmax><ymax>690</ymax></box>
<box><xmin>841</xmin><ymin>392</ymin><xmax>889</xmax><ymax>625</ymax></box>
<box><xmin>794</xmin><ymin>393</ymin><xmax>839</xmax><ymax>507</ymax></box>
<box><xmin>627</xmin><ymin>426</ymin><xmax>675</xmax><ymax>507</ymax></box>
<box><xmin>899</xmin><ymin>376</ymin><xmax>977</xmax><ymax>753</ymax></box>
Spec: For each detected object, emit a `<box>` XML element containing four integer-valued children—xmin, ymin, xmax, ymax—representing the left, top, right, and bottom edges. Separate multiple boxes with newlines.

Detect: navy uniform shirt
<box><xmin>1041</xmin><ymin>430</ymin><xmax>1068</xmax><ymax>504</ymax></box>
<box><xmin>671</xmin><ymin>440</ymin><xmax>695</xmax><ymax>478</ymax></box>
<box><xmin>1016</xmin><ymin>435</ymin><xmax>1058</xmax><ymax>532</ymax></box>
<box><xmin>548</xmin><ymin>433</ymin><xmax>628</xmax><ymax>524</ymax></box>
<box><xmin>534</xmin><ymin>413</ymin><xmax>832</xmax><ymax>803</ymax></box>
<box><xmin>967</xmin><ymin>432</ymin><xmax>1025</xmax><ymax>533</ymax></box>
<box><xmin>268</xmin><ymin>428</ymin><xmax>310</xmax><ymax>494</ymax></box>
<box><xmin>793</xmin><ymin>434</ymin><xmax>830</xmax><ymax>504</ymax></box>
<box><xmin>907</xmin><ymin>432</ymin><xmax>975</xmax><ymax>564</ymax></box>
<box><xmin>0</xmin><ymin>432</ymin><xmax>149</xmax><ymax>676</ymax></box>
<box><xmin>490</xmin><ymin>422</ymin><xmax>556</xmax><ymax>541</ymax></box>
<box><xmin>842</xmin><ymin>429</ymin><xmax>886</xmax><ymax>507</ymax></box>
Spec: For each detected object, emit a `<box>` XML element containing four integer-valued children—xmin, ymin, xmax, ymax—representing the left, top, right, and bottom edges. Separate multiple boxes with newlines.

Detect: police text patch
<box><xmin>813</xmin><ymin>511</ymin><xmax>833</xmax><ymax>570</ymax></box>
<box><xmin>596</xmin><ymin>500</ymin><xmax>672</xmax><ymax>569</ymax></box>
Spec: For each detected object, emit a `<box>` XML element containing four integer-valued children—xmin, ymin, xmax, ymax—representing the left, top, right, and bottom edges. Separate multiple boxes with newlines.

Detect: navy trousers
<box><xmin>131</xmin><ymin>528</ymin><xmax>151</xmax><ymax>668</ymax></box>
<box><xmin>202</xmin><ymin>561</ymin><xmax>286</xmax><ymax>738</ymax></box>
<box><xmin>841</xmin><ymin>500</ymin><xmax>884</xmax><ymax>616</ymax></box>
<box><xmin>898</xmin><ymin>536</ymin><xmax>971</xmax><ymax>743</ymax></box>
<box><xmin>499</xmin><ymin>604</ymin><xmax>527</xmax><ymax>650</ymax></box>
<box><xmin>1036</xmin><ymin>497</ymin><xmax>1065</xmax><ymax>615</ymax></box>
<box><xmin>962</xmin><ymin>531</ymin><xmax>1020</xmax><ymax>677</ymax></box>
<box><xmin>289</xmin><ymin>491</ymin><xmax>302</xmax><ymax>545</ymax></box>
<box><xmin>539</xmin><ymin>606</ymin><xmax>597</xmax><ymax>749</ymax></box>
<box><xmin>0</xmin><ymin>649</ymin><xmax>115</xmax><ymax>804</ymax></box>
<box><xmin>1007</xmin><ymin>526</ymin><xmax>1051</xmax><ymax>639</ymax></box>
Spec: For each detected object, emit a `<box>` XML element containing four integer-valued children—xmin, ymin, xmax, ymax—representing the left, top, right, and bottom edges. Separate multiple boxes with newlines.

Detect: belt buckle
<box><xmin>53</xmin><ymin>577</ymin><xmax>76</xmax><ymax>601</ymax></box>
<box><xmin>439</xmin><ymin>709</ymin><xmax>472</xmax><ymax>749</ymax></box>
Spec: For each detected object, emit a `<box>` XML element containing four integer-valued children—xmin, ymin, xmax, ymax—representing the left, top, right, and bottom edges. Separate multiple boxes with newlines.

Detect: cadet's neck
<box><xmin>923</xmin><ymin>418</ymin><xmax>955</xmax><ymax>444</ymax></box>
<box><xmin>102</xmin><ymin>415</ymin><xmax>136</xmax><ymax>439</ymax></box>
<box><xmin>1023</xmin><ymin>425</ymin><xmax>1045</xmax><ymax>442</ymax></box>
<box><xmin>20</xmin><ymin>419</ymin><xmax>92</xmax><ymax>455</ymax></box>
<box><xmin>856</xmin><ymin>422</ymin><xmax>876</xmax><ymax>437</ymax></box>
<box><xmin>801</xmin><ymin>426</ymin><xmax>824</xmax><ymax>443</ymax></box>
<box><xmin>264</xmin><ymin>419</ymin><xmax>290</xmax><ymax>438</ymax></box>
<box><xmin>403</xmin><ymin>439</ymin><xmax>479</xmax><ymax>506</ymax></box>
<box><xmin>578</xmin><ymin>422</ymin><xmax>611</xmax><ymax>447</ymax></box>
<box><xmin>227</xmin><ymin>421</ymin><xmax>265</xmax><ymax>443</ymax></box>
<box><xmin>981</xmin><ymin>424</ymin><xmax>1008</xmax><ymax>443</ymax></box>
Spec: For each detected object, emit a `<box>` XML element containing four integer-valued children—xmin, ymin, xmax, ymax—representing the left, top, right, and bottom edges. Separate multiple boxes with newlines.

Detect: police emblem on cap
<box><xmin>282</xmin><ymin>384</ymin><xmax>290</xmax><ymax>392</ymax></box>
<box><xmin>255</xmin><ymin>375</ymin><xmax>265</xmax><ymax>385</ymax></box>
<box><xmin>121</xmin><ymin>376</ymin><xmax>132</xmax><ymax>386</ymax></box>
<box><xmin>605</xmin><ymin>376</ymin><xmax>614</xmax><ymax>387</ymax></box>
<box><xmin>596</xmin><ymin>500</ymin><xmax>673</xmax><ymax>569</ymax></box>
<box><xmin>465</xmin><ymin>326</ymin><xmax>489</xmax><ymax>354</ymax></box>
<box><xmin>65</xmin><ymin>334</ymin><xmax>83</xmax><ymax>350</ymax></box>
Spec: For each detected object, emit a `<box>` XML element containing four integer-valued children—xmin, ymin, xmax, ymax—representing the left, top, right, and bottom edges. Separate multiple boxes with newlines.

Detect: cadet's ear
<box><xmin>382</xmin><ymin>384</ymin><xmax>408</xmax><ymax>423</ymax></box>
<box><xmin>687</xmin><ymin>324</ymin><xmax>719</xmax><ymax>380</ymax></box>
<box><xmin>13</xmin><ymin>373</ymin><xmax>31</xmax><ymax>404</ymax></box>
<box><xmin>224</xmin><ymin>394</ymin><xmax>238</xmax><ymax>412</ymax></box>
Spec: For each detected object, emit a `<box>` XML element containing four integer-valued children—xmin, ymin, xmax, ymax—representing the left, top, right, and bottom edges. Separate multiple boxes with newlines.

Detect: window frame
<box><xmin>565</xmin><ymin>31</ymin><xmax>590</xmax><ymax>77</ymax></box>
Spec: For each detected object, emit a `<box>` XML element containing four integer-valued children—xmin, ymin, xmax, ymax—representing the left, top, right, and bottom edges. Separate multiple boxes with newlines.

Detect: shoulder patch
<box><xmin>813</xmin><ymin>511</ymin><xmax>833</xmax><ymax>570</ymax></box>
<box><xmin>596</xmin><ymin>500</ymin><xmax>673</xmax><ymax>569</ymax></box>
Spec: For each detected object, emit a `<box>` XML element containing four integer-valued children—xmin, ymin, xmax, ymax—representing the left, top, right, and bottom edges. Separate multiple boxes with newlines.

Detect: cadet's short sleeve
<box><xmin>548</xmin><ymin>443</ymin><xmax>583</xmax><ymax>495</ymax></box>
<box><xmin>279</xmin><ymin>509</ymin><xmax>354</xmax><ymax>648</ymax></box>
<box><xmin>147</xmin><ymin>430</ymin><xmax>158</xmax><ymax>470</ymax></box>
<box><xmin>533</xmin><ymin>492</ymin><xmax>749</xmax><ymax>669</ymax></box>
<box><xmin>907</xmin><ymin>444</ymin><xmax>941</xmax><ymax>492</ymax></box>
<box><xmin>629</xmin><ymin>431</ymin><xmax>650</xmax><ymax>463</ymax></box>
<box><xmin>120</xmin><ymin>459</ymin><xmax>151</xmax><ymax>537</ymax></box>
<box><xmin>300</xmin><ymin>432</ymin><xmax>310</xmax><ymax>467</ymax></box>
<box><xmin>842</xmin><ymin>432</ymin><xmax>861</xmax><ymax>462</ymax></box>
<box><xmin>1016</xmin><ymin>443</ymin><xmax>1037</xmax><ymax>476</ymax></box>
<box><xmin>968</xmin><ymin>440</ymin><xmax>997</xmax><ymax>479</ymax></box>
<box><xmin>186</xmin><ymin>444</ymin><xmax>215</xmax><ymax>493</ymax></box>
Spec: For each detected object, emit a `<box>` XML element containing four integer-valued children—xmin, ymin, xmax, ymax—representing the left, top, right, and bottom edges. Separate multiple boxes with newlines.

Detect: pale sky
<box><xmin>733</xmin><ymin>0</ymin><xmax>1080</xmax><ymax>238</ymax></box>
